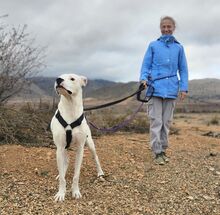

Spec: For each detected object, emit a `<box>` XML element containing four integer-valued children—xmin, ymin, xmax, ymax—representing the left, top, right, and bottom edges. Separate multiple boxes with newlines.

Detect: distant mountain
<box><xmin>188</xmin><ymin>78</ymin><xmax>220</xmax><ymax>100</ymax></box>
<box><xmin>83</xmin><ymin>79</ymin><xmax>118</xmax><ymax>98</ymax></box>
<box><xmin>11</xmin><ymin>77</ymin><xmax>220</xmax><ymax>103</ymax></box>
<box><xmin>30</xmin><ymin>77</ymin><xmax>56</xmax><ymax>97</ymax></box>
<box><xmin>84</xmin><ymin>81</ymin><xmax>139</xmax><ymax>99</ymax></box>
<box><xmin>28</xmin><ymin>77</ymin><xmax>118</xmax><ymax>98</ymax></box>
<box><xmin>14</xmin><ymin>81</ymin><xmax>51</xmax><ymax>100</ymax></box>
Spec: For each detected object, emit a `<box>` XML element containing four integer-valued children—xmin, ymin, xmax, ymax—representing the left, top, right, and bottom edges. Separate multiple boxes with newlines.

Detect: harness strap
<box><xmin>55</xmin><ymin>111</ymin><xmax>84</xmax><ymax>149</ymax></box>
<box><xmin>70</xmin><ymin>113</ymin><xmax>84</xmax><ymax>129</ymax></box>
<box><xmin>55</xmin><ymin>111</ymin><xmax>68</xmax><ymax>128</ymax></box>
<box><xmin>66</xmin><ymin>130</ymin><xmax>72</xmax><ymax>149</ymax></box>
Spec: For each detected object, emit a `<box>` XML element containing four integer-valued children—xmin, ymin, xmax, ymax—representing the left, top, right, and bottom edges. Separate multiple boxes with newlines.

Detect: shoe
<box><xmin>155</xmin><ymin>154</ymin><xmax>165</xmax><ymax>165</ymax></box>
<box><xmin>161</xmin><ymin>152</ymin><xmax>169</xmax><ymax>163</ymax></box>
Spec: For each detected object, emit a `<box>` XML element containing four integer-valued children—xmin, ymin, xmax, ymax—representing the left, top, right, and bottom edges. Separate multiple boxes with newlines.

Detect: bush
<box><xmin>0</xmin><ymin>106</ymin><xmax>53</xmax><ymax>146</ymax></box>
<box><xmin>209</xmin><ymin>116</ymin><xmax>219</xmax><ymax>125</ymax></box>
<box><xmin>85</xmin><ymin>109</ymin><xmax>149</xmax><ymax>135</ymax></box>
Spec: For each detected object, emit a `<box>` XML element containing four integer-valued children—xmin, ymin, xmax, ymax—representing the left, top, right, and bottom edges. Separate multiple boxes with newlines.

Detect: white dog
<box><xmin>50</xmin><ymin>73</ymin><xmax>104</xmax><ymax>201</ymax></box>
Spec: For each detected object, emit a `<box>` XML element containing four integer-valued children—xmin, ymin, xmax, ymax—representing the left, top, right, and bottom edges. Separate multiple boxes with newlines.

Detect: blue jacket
<box><xmin>140</xmin><ymin>35</ymin><xmax>188</xmax><ymax>99</ymax></box>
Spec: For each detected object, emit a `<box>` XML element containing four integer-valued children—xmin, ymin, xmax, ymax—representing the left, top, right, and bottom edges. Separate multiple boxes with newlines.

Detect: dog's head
<box><xmin>55</xmin><ymin>74</ymin><xmax>87</xmax><ymax>97</ymax></box>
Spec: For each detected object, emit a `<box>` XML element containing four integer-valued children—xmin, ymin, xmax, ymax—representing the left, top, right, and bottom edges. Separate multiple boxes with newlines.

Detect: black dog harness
<box><xmin>55</xmin><ymin>110</ymin><xmax>84</xmax><ymax>149</ymax></box>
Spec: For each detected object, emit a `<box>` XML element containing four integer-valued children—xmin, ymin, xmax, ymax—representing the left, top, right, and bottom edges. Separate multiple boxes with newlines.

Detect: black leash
<box><xmin>84</xmin><ymin>83</ymin><xmax>153</xmax><ymax>132</ymax></box>
<box><xmin>85</xmin><ymin>74</ymin><xmax>177</xmax><ymax>132</ymax></box>
<box><xmin>136</xmin><ymin>74</ymin><xmax>178</xmax><ymax>102</ymax></box>
<box><xmin>136</xmin><ymin>83</ymin><xmax>154</xmax><ymax>103</ymax></box>
<box><xmin>84</xmin><ymin>74</ymin><xmax>177</xmax><ymax>111</ymax></box>
<box><xmin>84</xmin><ymin>84</ymin><xmax>149</xmax><ymax>111</ymax></box>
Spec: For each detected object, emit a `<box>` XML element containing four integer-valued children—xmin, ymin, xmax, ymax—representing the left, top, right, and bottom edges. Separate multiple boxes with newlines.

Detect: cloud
<box><xmin>1</xmin><ymin>0</ymin><xmax>220</xmax><ymax>82</ymax></box>
<box><xmin>186</xmin><ymin>43</ymin><xmax>220</xmax><ymax>79</ymax></box>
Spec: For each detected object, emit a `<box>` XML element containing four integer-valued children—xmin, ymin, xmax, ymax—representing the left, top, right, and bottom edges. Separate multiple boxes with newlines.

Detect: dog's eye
<box><xmin>70</xmin><ymin>78</ymin><xmax>75</xmax><ymax>81</ymax></box>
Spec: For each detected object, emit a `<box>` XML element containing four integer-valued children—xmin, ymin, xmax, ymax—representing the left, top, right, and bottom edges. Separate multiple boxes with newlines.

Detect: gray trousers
<box><xmin>147</xmin><ymin>97</ymin><xmax>176</xmax><ymax>155</ymax></box>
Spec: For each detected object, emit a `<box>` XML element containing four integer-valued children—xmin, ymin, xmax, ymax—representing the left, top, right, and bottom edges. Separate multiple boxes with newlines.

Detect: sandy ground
<box><xmin>0</xmin><ymin>113</ymin><xmax>220</xmax><ymax>215</ymax></box>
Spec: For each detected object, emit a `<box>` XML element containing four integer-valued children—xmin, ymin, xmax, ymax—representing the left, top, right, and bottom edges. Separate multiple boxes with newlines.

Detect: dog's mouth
<box><xmin>56</xmin><ymin>85</ymin><xmax>72</xmax><ymax>95</ymax></box>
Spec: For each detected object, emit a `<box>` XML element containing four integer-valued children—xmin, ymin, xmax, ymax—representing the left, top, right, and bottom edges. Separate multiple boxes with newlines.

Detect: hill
<box><xmin>30</xmin><ymin>77</ymin><xmax>118</xmax><ymax>98</ymax></box>
<box><xmin>188</xmin><ymin>78</ymin><xmax>220</xmax><ymax>100</ymax></box>
<box><xmin>7</xmin><ymin>77</ymin><xmax>220</xmax><ymax>112</ymax></box>
<box><xmin>29</xmin><ymin>77</ymin><xmax>220</xmax><ymax>101</ymax></box>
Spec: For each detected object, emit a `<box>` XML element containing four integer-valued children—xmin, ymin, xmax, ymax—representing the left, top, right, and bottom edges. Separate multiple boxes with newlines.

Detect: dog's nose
<box><xmin>56</xmin><ymin>78</ymin><xmax>64</xmax><ymax>85</ymax></box>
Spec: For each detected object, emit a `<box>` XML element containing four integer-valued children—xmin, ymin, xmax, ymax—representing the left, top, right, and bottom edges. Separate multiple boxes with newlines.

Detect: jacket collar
<box><xmin>157</xmin><ymin>35</ymin><xmax>179</xmax><ymax>44</ymax></box>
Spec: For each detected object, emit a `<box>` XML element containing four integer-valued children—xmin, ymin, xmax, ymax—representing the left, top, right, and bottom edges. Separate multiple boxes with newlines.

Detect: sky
<box><xmin>1</xmin><ymin>0</ymin><xmax>220</xmax><ymax>82</ymax></box>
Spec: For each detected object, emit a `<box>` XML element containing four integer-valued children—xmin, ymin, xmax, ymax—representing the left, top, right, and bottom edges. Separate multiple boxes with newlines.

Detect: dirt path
<box><xmin>0</xmin><ymin>115</ymin><xmax>220</xmax><ymax>215</ymax></box>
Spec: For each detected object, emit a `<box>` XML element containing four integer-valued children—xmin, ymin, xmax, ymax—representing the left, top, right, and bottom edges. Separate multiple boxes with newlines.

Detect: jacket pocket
<box><xmin>168</xmin><ymin>77</ymin><xmax>179</xmax><ymax>96</ymax></box>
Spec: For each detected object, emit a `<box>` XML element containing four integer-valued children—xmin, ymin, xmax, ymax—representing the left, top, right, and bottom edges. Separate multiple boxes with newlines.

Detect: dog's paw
<box><xmin>97</xmin><ymin>174</ymin><xmax>106</xmax><ymax>182</ymax></box>
<box><xmin>54</xmin><ymin>191</ymin><xmax>66</xmax><ymax>202</ymax></box>
<box><xmin>98</xmin><ymin>171</ymin><xmax>104</xmax><ymax>177</ymax></box>
<box><xmin>72</xmin><ymin>190</ymin><xmax>82</xmax><ymax>199</ymax></box>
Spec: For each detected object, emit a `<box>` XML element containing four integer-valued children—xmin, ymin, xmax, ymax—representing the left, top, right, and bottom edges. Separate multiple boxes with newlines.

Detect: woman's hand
<box><xmin>179</xmin><ymin>91</ymin><xmax>187</xmax><ymax>101</ymax></box>
<box><xmin>140</xmin><ymin>80</ymin><xmax>147</xmax><ymax>89</ymax></box>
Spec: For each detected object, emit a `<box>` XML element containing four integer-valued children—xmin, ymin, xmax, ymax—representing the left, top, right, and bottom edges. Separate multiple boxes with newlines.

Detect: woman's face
<box><xmin>160</xmin><ymin>19</ymin><xmax>175</xmax><ymax>35</ymax></box>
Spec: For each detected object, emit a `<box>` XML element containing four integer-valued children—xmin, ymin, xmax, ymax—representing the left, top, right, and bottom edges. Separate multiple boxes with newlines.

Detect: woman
<box><xmin>140</xmin><ymin>16</ymin><xmax>188</xmax><ymax>165</ymax></box>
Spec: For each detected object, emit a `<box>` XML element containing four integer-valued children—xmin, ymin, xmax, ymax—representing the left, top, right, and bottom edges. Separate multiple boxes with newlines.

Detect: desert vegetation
<box><xmin>208</xmin><ymin>115</ymin><xmax>219</xmax><ymax>125</ymax></box>
<box><xmin>0</xmin><ymin>102</ymin><xmax>150</xmax><ymax>146</ymax></box>
<box><xmin>1</xmin><ymin>98</ymin><xmax>219</xmax><ymax>146</ymax></box>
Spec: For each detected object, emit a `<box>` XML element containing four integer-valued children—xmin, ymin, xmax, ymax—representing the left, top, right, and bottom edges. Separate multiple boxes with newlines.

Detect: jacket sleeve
<box><xmin>139</xmin><ymin>43</ymin><xmax>153</xmax><ymax>82</ymax></box>
<box><xmin>178</xmin><ymin>46</ymin><xmax>188</xmax><ymax>92</ymax></box>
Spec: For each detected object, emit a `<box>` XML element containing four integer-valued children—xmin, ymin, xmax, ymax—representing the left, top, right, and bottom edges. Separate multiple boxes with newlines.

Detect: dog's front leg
<box><xmin>72</xmin><ymin>140</ymin><xmax>85</xmax><ymax>199</ymax></box>
<box><xmin>54</xmin><ymin>147</ymin><xmax>67</xmax><ymax>202</ymax></box>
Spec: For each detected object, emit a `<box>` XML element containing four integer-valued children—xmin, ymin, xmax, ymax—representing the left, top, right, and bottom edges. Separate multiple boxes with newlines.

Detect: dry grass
<box><xmin>208</xmin><ymin>115</ymin><xmax>219</xmax><ymax>125</ymax></box>
<box><xmin>0</xmin><ymin>105</ymin><xmax>53</xmax><ymax>146</ymax></box>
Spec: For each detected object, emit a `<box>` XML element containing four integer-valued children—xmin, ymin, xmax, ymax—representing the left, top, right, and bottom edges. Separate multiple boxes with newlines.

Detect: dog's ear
<box><xmin>80</xmin><ymin>76</ymin><xmax>87</xmax><ymax>87</ymax></box>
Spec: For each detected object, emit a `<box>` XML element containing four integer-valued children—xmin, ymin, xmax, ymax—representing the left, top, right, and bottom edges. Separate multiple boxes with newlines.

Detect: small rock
<box><xmin>34</xmin><ymin>168</ymin><xmax>40</xmax><ymax>175</ymax></box>
<box><xmin>17</xmin><ymin>182</ymin><xmax>25</xmax><ymax>185</ymax></box>
<box><xmin>88</xmin><ymin>201</ymin><xmax>93</xmax><ymax>206</ymax></box>
<box><xmin>209</xmin><ymin>167</ymin><xmax>215</xmax><ymax>171</ymax></box>
<box><xmin>215</xmin><ymin>171</ymin><xmax>220</xmax><ymax>175</ymax></box>
<box><xmin>157</xmin><ymin>180</ymin><xmax>168</xmax><ymax>184</ymax></box>
<box><xmin>203</xmin><ymin>195</ymin><xmax>214</xmax><ymax>200</ymax></box>
<box><xmin>209</xmin><ymin>151</ymin><xmax>218</xmax><ymax>156</ymax></box>
<box><xmin>187</xmin><ymin>196</ymin><xmax>194</xmax><ymax>200</ymax></box>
